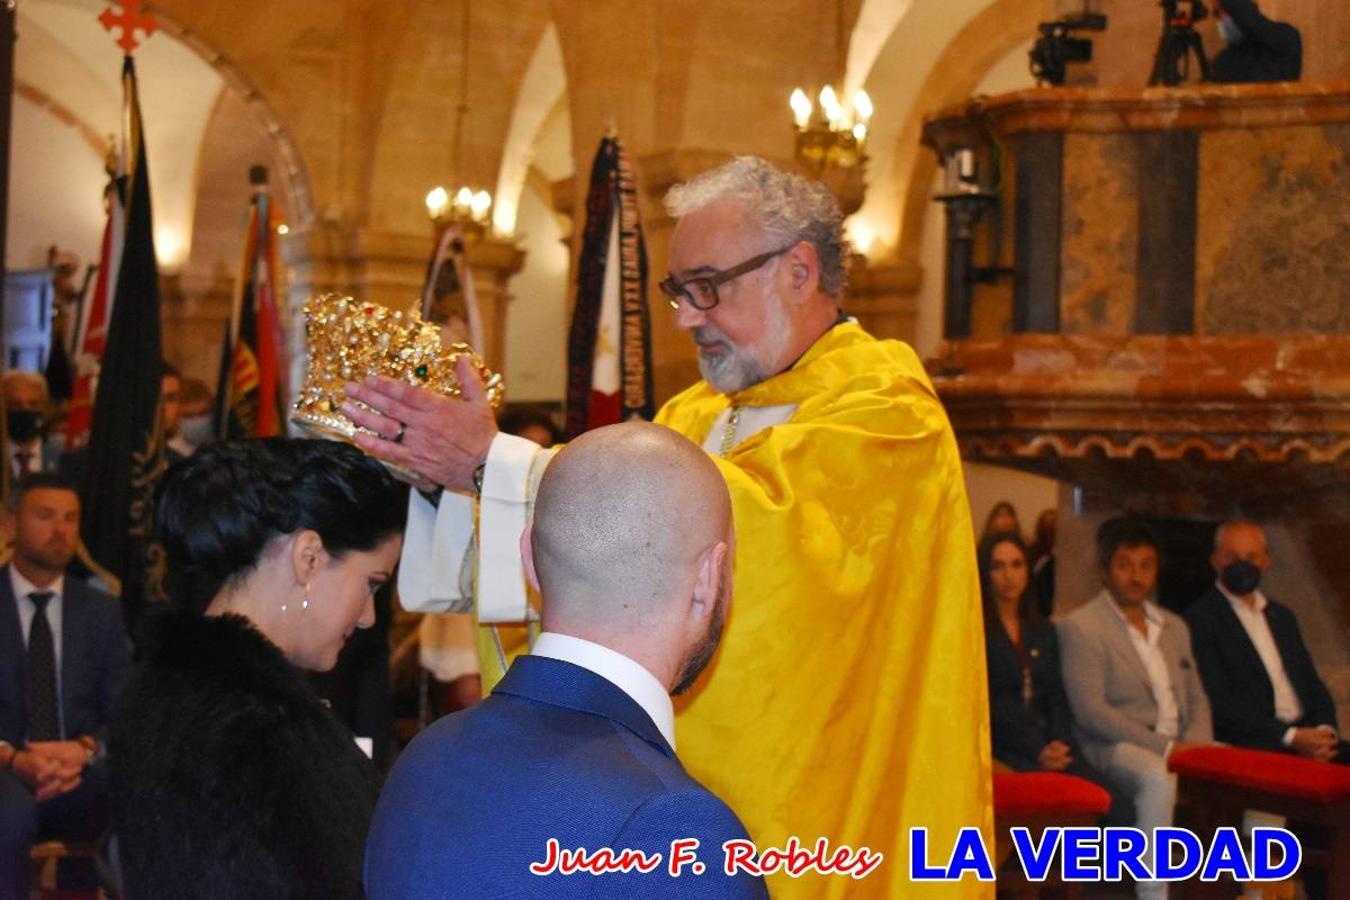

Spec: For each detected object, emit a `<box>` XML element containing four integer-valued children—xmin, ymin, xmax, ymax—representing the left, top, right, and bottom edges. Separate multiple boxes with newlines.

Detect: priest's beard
<box><xmin>694</xmin><ymin>289</ymin><xmax>793</xmax><ymax>394</ymax></box>
<box><xmin>671</xmin><ymin>565</ymin><xmax>730</xmax><ymax>696</ymax></box>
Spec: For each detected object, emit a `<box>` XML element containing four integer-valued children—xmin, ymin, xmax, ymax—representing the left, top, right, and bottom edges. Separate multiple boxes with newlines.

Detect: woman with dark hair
<box><xmin>109</xmin><ymin>438</ymin><xmax>407</xmax><ymax>900</ymax></box>
<box><xmin>979</xmin><ymin>531</ymin><xmax>1077</xmax><ymax>773</ymax></box>
<box><xmin>978</xmin><ymin>500</ymin><xmax>1023</xmax><ymax>546</ymax></box>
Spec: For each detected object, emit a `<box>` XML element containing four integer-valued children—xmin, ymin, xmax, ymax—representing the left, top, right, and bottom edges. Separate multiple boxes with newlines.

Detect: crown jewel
<box><xmin>291</xmin><ymin>293</ymin><xmax>503</xmax><ymax>446</ymax></box>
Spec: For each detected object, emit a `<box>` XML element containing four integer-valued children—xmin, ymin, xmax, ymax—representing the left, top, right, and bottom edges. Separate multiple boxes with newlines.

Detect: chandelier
<box><xmin>788</xmin><ymin>86</ymin><xmax>873</xmax><ymax>176</ymax></box>
<box><xmin>426</xmin><ymin>186</ymin><xmax>491</xmax><ymax>237</ymax></box>
<box><xmin>425</xmin><ymin>0</ymin><xmax>492</xmax><ymax>242</ymax></box>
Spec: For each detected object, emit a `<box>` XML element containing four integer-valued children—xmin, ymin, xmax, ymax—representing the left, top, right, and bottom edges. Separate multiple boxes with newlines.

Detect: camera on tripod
<box><xmin>1029</xmin><ymin>12</ymin><xmax>1108</xmax><ymax>86</ymax></box>
<box><xmin>1162</xmin><ymin>0</ymin><xmax>1210</xmax><ymax>29</ymax></box>
<box><xmin>1151</xmin><ymin>0</ymin><xmax>1211</xmax><ymax>85</ymax></box>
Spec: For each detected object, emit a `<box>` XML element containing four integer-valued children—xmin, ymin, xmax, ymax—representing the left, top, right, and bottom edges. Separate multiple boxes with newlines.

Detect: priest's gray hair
<box><xmin>664</xmin><ymin>156</ymin><xmax>848</xmax><ymax>297</ymax></box>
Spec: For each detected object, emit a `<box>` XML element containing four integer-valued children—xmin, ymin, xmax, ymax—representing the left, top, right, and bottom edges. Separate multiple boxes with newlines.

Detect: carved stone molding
<box><xmin>933</xmin><ymin>334</ymin><xmax>1350</xmax><ymax>499</ymax></box>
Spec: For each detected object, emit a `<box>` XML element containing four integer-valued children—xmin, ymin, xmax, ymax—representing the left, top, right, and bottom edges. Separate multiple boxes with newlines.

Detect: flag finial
<box><xmin>98</xmin><ymin>0</ymin><xmax>157</xmax><ymax>55</ymax></box>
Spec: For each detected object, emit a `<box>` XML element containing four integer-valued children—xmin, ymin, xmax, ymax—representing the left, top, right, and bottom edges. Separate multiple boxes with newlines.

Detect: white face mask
<box><xmin>1218</xmin><ymin>16</ymin><xmax>1244</xmax><ymax>44</ymax></box>
<box><xmin>179</xmin><ymin>414</ymin><xmax>216</xmax><ymax>447</ymax></box>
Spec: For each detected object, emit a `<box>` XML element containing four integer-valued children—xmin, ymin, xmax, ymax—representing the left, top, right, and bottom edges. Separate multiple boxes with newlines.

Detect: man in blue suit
<box><xmin>0</xmin><ymin>473</ymin><xmax>130</xmax><ymax>899</ymax></box>
<box><xmin>366</xmin><ymin>422</ymin><xmax>766</xmax><ymax>899</ymax></box>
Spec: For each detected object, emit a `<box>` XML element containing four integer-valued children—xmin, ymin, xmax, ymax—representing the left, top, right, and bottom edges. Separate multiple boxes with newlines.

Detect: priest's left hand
<box><xmin>343</xmin><ymin>356</ymin><xmax>499</xmax><ymax>493</ymax></box>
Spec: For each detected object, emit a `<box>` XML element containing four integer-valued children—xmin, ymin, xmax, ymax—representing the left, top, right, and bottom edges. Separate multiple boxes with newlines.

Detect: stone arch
<box><xmin>887</xmin><ymin>0</ymin><xmax>1052</xmax><ymax>267</ymax></box>
<box><xmin>153</xmin><ymin>12</ymin><xmax>317</xmax><ymax>232</ymax></box>
<box><xmin>847</xmin><ymin>0</ymin><xmax>1053</xmax><ymax>261</ymax></box>
<box><xmin>492</xmin><ymin>21</ymin><xmax>568</xmax><ymax>237</ymax></box>
<box><xmin>365</xmin><ymin>0</ymin><xmax>553</xmax><ymax>238</ymax></box>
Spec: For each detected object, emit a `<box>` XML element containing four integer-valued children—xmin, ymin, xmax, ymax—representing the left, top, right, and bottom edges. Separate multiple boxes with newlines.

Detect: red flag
<box><xmin>65</xmin><ymin>154</ymin><xmax>124</xmax><ymax>450</ymax></box>
<box><xmin>215</xmin><ymin>165</ymin><xmax>286</xmax><ymax>438</ymax></box>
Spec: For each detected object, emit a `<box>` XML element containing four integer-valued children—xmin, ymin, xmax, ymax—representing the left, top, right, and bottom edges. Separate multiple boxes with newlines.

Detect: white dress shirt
<box><xmin>1106</xmin><ymin>595</ymin><xmax>1180</xmax><ymax>741</ymax></box>
<box><xmin>10</xmin><ymin>566</ymin><xmax>65</xmax><ymax>669</ymax></box>
<box><xmin>1216</xmin><ymin>581</ymin><xmax>1306</xmax><ymax>744</ymax></box>
<box><xmin>9</xmin><ymin>439</ymin><xmax>43</xmax><ymax>478</ymax></box>
<box><xmin>530</xmin><ymin>631</ymin><xmax>676</xmax><ymax>750</ymax></box>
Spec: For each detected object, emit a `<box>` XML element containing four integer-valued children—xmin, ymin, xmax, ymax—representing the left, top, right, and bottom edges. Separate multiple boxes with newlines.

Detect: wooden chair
<box><xmin>993</xmin><ymin>770</ymin><xmax>1112</xmax><ymax>899</ymax></box>
<box><xmin>1169</xmin><ymin>745</ymin><xmax>1350</xmax><ymax>900</ymax></box>
<box><xmin>28</xmin><ymin>839</ymin><xmax>102</xmax><ymax>899</ymax></box>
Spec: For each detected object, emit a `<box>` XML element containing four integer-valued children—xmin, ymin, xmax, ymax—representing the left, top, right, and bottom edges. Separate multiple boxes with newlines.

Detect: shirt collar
<box><xmin>531</xmin><ymin>632</ymin><xmax>676</xmax><ymax>750</ymax></box>
<box><xmin>1216</xmin><ymin>579</ymin><xmax>1267</xmax><ymax>614</ymax></box>
<box><xmin>10</xmin><ymin>565</ymin><xmax>64</xmax><ymax>605</ymax></box>
<box><xmin>1101</xmin><ymin>589</ymin><xmax>1164</xmax><ymax>629</ymax></box>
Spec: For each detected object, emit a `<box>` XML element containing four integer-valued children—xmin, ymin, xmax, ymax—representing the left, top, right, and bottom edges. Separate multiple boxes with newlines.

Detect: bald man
<box><xmin>365</xmin><ymin>422</ymin><xmax>766</xmax><ymax>900</ymax></box>
<box><xmin>1185</xmin><ymin>520</ymin><xmax>1344</xmax><ymax>761</ymax></box>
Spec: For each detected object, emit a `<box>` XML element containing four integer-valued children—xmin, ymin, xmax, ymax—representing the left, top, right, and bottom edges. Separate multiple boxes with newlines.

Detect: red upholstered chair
<box><xmin>993</xmin><ymin>771</ymin><xmax>1112</xmax><ymax>899</ymax></box>
<box><xmin>1168</xmin><ymin>745</ymin><xmax>1350</xmax><ymax>900</ymax></box>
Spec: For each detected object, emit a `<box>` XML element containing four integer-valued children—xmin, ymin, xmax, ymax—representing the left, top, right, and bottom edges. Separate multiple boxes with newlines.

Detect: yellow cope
<box><xmin>657</xmin><ymin>322</ymin><xmax>993</xmax><ymax>898</ymax></box>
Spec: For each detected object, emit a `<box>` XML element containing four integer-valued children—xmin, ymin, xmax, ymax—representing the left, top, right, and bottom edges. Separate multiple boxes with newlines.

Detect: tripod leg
<box><xmin>1190</xmin><ymin>31</ymin><xmax>1211</xmax><ymax>81</ymax></box>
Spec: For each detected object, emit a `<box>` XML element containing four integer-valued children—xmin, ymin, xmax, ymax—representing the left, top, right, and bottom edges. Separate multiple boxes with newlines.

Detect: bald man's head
<box><xmin>1212</xmin><ymin>520</ymin><xmax>1271</xmax><ymax>572</ymax></box>
<box><xmin>530</xmin><ymin>422</ymin><xmax>732</xmax><ymax>631</ymax></box>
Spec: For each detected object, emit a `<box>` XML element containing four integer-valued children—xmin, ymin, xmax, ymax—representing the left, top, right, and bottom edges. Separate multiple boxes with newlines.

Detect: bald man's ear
<box><xmin>520</xmin><ymin>525</ymin><xmax>541</xmax><ymax>594</ymax></box>
<box><xmin>690</xmin><ymin>540</ymin><xmax>728</xmax><ymax>627</ymax></box>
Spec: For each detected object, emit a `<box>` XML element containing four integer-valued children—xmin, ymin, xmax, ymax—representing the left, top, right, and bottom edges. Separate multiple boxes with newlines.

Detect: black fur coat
<box><xmin>110</xmin><ymin>610</ymin><xmax>378</xmax><ymax>900</ymax></box>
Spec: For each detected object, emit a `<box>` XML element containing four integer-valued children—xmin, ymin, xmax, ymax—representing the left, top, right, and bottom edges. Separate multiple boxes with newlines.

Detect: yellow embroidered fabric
<box><xmin>657</xmin><ymin>322</ymin><xmax>993</xmax><ymax>898</ymax></box>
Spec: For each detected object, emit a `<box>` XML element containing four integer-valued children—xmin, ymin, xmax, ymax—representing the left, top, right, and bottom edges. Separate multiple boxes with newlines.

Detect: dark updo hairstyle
<box><xmin>977</xmin><ymin>530</ymin><xmax>1038</xmax><ymax>624</ymax></box>
<box><xmin>153</xmin><ymin>438</ymin><xmax>408</xmax><ymax>614</ymax></box>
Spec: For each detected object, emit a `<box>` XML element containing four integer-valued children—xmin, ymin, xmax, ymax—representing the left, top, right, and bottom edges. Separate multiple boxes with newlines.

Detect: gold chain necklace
<box><xmin>719</xmin><ymin>406</ymin><xmax>743</xmax><ymax>457</ymax></box>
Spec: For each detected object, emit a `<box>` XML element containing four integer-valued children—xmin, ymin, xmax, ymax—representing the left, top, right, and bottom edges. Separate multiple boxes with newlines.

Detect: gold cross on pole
<box><xmin>98</xmin><ymin>0</ymin><xmax>157</xmax><ymax>55</ymax></box>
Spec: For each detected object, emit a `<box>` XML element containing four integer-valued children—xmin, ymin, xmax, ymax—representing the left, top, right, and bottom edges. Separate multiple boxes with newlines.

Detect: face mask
<box><xmin>6</xmin><ymin>409</ymin><xmax>42</xmax><ymax>443</ymax></box>
<box><xmin>179</xmin><ymin>414</ymin><xmax>216</xmax><ymax>447</ymax></box>
<box><xmin>1220</xmin><ymin>560</ymin><xmax>1261</xmax><ymax>595</ymax></box>
<box><xmin>1218</xmin><ymin>16</ymin><xmax>1244</xmax><ymax>44</ymax></box>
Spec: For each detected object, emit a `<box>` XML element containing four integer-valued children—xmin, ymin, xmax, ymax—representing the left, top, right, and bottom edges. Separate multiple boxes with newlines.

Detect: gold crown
<box><xmin>291</xmin><ymin>293</ymin><xmax>503</xmax><ymax>446</ymax></box>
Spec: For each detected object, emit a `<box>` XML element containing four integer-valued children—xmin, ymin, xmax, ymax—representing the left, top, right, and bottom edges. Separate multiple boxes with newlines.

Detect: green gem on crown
<box><xmin>415</xmin><ymin>364</ymin><xmax>429</xmax><ymax>379</ymax></box>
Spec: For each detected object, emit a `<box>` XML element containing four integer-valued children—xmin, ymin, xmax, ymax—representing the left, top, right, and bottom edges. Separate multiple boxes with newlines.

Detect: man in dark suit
<box><xmin>1185</xmin><ymin>520</ymin><xmax>1344</xmax><ymax>762</ymax></box>
<box><xmin>0</xmin><ymin>473</ymin><xmax>130</xmax><ymax>899</ymax></box>
<box><xmin>1212</xmin><ymin>0</ymin><xmax>1302</xmax><ymax>84</ymax></box>
<box><xmin>366</xmin><ymin>423</ymin><xmax>766</xmax><ymax>899</ymax></box>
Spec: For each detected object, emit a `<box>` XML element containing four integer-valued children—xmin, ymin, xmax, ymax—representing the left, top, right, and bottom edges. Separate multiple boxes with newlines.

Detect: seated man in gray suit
<box><xmin>1059</xmin><ymin>517</ymin><xmax>1213</xmax><ymax>900</ymax></box>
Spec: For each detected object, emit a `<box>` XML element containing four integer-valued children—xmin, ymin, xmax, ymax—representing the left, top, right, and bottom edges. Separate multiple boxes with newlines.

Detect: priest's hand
<box><xmin>343</xmin><ymin>356</ymin><xmax>499</xmax><ymax>493</ymax></box>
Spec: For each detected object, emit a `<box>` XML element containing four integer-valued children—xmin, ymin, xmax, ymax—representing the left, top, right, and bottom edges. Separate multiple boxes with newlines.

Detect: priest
<box><xmin>345</xmin><ymin>156</ymin><xmax>991</xmax><ymax>898</ymax></box>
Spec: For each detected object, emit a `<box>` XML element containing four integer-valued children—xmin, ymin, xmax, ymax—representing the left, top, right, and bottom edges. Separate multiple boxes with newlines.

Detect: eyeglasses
<box><xmin>659</xmin><ymin>243</ymin><xmax>796</xmax><ymax>311</ymax></box>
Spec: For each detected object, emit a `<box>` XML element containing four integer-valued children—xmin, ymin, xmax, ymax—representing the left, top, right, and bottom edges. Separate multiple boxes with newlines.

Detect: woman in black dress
<box><xmin>980</xmin><ymin>531</ymin><xmax>1076</xmax><ymax>773</ymax></box>
<box><xmin>110</xmin><ymin>438</ymin><xmax>406</xmax><ymax>900</ymax></box>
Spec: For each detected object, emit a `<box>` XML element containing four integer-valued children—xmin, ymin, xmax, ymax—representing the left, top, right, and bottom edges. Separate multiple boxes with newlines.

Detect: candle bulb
<box><xmin>789</xmin><ymin>88</ymin><xmax>813</xmax><ymax>129</ymax></box>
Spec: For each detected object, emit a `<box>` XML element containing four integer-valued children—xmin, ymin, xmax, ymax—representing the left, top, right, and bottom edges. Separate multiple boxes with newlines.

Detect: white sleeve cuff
<box><xmin>397</xmin><ymin>489</ymin><xmax>475</xmax><ymax>613</ymax></box>
<box><xmin>1282</xmin><ymin>727</ymin><xmax>1297</xmax><ymax>747</ymax></box>
<box><xmin>477</xmin><ymin>433</ymin><xmax>546</xmax><ymax>623</ymax></box>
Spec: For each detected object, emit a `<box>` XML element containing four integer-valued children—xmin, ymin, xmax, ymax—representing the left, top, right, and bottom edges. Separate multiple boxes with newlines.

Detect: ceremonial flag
<box><xmin>43</xmin><ymin>320</ymin><xmax>74</xmax><ymax>402</ymax></box>
<box><xmin>79</xmin><ymin>55</ymin><xmax>166</xmax><ymax>613</ymax></box>
<box><xmin>563</xmin><ymin>136</ymin><xmax>654</xmax><ymax>439</ymax></box>
<box><xmin>64</xmin><ymin>155</ymin><xmax>125</xmax><ymax>450</ymax></box>
<box><xmin>421</xmin><ymin>224</ymin><xmax>484</xmax><ymax>352</ymax></box>
<box><xmin>215</xmin><ymin>165</ymin><xmax>286</xmax><ymax>438</ymax></box>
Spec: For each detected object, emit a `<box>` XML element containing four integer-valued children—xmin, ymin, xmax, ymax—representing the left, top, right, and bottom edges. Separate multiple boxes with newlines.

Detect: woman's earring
<box><xmin>302</xmin><ymin>584</ymin><xmax>311</xmax><ymax>612</ymax></box>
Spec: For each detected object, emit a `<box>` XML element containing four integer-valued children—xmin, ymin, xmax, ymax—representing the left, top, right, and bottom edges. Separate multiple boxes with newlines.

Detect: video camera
<box><xmin>1029</xmin><ymin>13</ymin><xmax>1108</xmax><ymax>87</ymax></box>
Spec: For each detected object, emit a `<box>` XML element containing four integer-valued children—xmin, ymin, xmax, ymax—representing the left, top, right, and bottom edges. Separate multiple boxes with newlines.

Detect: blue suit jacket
<box><xmin>0</xmin><ymin>564</ymin><xmax>130</xmax><ymax>746</ymax></box>
<box><xmin>365</xmin><ymin>654</ymin><xmax>767</xmax><ymax>899</ymax></box>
